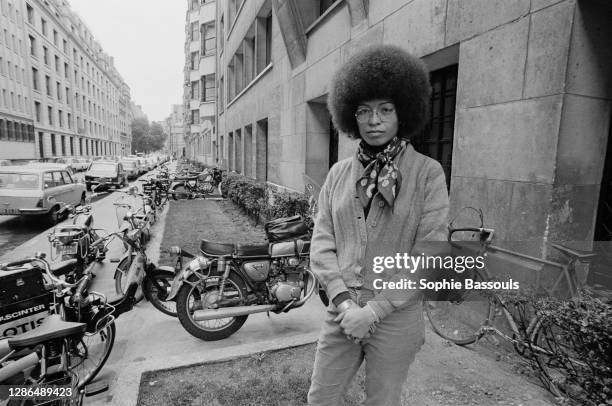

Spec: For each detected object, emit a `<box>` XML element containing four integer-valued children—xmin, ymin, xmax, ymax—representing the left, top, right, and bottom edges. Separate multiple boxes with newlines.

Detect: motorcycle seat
<box><xmin>235</xmin><ymin>243</ymin><xmax>270</xmax><ymax>257</ymax></box>
<box><xmin>200</xmin><ymin>240</ymin><xmax>235</xmax><ymax>256</ymax></box>
<box><xmin>8</xmin><ymin>314</ymin><xmax>86</xmax><ymax>350</ymax></box>
<box><xmin>50</xmin><ymin>258</ymin><xmax>78</xmax><ymax>276</ymax></box>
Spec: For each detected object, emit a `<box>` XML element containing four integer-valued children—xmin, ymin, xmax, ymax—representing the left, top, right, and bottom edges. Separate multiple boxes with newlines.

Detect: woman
<box><xmin>307</xmin><ymin>45</ymin><xmax>450</xmax><ymax>405</ymax></box>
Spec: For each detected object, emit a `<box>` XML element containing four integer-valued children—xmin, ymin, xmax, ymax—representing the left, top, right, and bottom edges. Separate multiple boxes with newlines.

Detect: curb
<box><xmin>108</xmin><ymin>332</ymin><xmax>320</xmax><ymax>406</ymax></box>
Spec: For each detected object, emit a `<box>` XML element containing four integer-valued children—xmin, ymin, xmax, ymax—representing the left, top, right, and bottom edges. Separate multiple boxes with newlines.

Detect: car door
<box><xmin>50</xmin><ymin>171</ymin><xmax>71</xmax><ymax>208</ymax></box>
<box><xmin>61</xmin><ymin>171</ymin><xmax>80</xmax><ymax>204</ymax></box>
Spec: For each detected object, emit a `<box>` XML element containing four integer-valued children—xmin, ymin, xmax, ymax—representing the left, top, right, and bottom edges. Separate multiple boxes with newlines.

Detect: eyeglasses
<box><xmin>354</xmin><ymin>104</ymin><xmax>396</xmax><ymax>123</ymax></box>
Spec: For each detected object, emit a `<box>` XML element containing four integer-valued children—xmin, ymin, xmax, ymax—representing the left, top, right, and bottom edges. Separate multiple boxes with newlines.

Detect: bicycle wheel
<box><xmin>425</xmin><ymin>269</ymin><xmax>493</xmax><ymax>345</ymax></box>
<box><xmin>69</xmin><ymin>322</ymin><xmax>116</xmax><ymax>389</ymax></box>
<box><xmin>531</xmin><ymin>316</ymin><xmax>584</xmax><ymax>398</ymax></box>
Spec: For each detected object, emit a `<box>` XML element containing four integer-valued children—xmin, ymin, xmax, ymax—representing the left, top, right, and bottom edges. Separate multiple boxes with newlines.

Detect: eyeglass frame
<box><xmin>354</xmin><ymin>103</ymin><xmax>397</xmax><ymax>123</ymax></box>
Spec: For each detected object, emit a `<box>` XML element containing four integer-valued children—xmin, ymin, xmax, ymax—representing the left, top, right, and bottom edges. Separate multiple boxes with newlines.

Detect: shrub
<box><xmin>219</xmin><ymin>172</ymin><xmax>310</xmax><ymax>223</ymax></box>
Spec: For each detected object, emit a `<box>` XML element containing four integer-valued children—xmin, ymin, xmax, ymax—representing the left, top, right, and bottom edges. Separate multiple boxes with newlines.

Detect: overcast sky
<box><xmin>67</xmin><ymin>0</ymin><xmax>187</xmax><ymax>122</ymax></box>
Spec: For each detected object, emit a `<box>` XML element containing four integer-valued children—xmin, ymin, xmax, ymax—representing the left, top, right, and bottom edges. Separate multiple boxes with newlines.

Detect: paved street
<box><xmin>0</xmin><ymin>166</ymin><xmax>326</xmax><ymax>405</ymax></box>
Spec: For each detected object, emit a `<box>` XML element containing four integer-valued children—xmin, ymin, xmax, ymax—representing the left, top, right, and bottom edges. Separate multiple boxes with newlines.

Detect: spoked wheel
<box><xmin>143</xmin><ymin>270</ymin><xmax>177</xmax><ymax>317</ymax></box>
<box><xmin>115</xmin><ymin>255</ymin><xmax>144</xmax><ymax>303</ymax></box>
<box><xmin>530</xmin><ymin>316</ymin><xmax>585</xmax><ymax>399</ymax></box>
<box><xmin>69</xmin><ymin>322</ymin><xmax>116</xmax><ymax>389</ymax></box>
<box><xmin>425</xmin><ymin>269</ymin><xmax>493</xmax><ymax>345</ymax></box>
<box><xmin>171</xmin><ymin>185</ymin><xmax>192</xmax><ymax>200</ymax></box>
<box><xmin>176</xmin><ymin>273</ymin><xmax>248</xmax><ymax>341</ymax></box>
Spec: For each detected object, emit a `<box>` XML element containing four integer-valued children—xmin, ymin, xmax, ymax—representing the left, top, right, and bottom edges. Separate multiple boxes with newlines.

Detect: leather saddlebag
<box><xmin>264</xmin><ymin>215</ymin><xmax>310</xmax><ymax>242</ymax></box>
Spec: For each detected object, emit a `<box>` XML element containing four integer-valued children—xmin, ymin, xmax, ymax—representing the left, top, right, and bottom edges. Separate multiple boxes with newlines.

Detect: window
<box><xmin>64</xmin><ymin>63</ymin><xmax>68</xmax><ymax>79</ymax></box>
<box><xmin>219</xmin><ymin>15</ymin><xmax>224</xmax><ymax>50</ymax></box>
<box><xmin>203</xmin><ymin>74</ymin><xmax>215</xmax><ymax>102</ymax></box>
<box><xmin>54</xmin><ymin>55</ymin><xmax>60</xmax><ymax>72</ymax></box>
<box><xmin>28</xmin><ymin>35</ymin><xmax>36</xmax><ymax>56</ymax></box>
<box><xmin>202</xmin><ymin>22</ymin><xmax>216</xmax><ymax>54</ymax></box>
<box><xmin>58</xmin><ymin>110</ymin><xmax>63</xmax><ymax>128</ymax></box>
<box><xmin>56</xmin><ymin>82</ymin><xmax>61</xmax><ymax>101</ymax></box>
<box><xmin>31</xmin><ymin>68</ymin><xmax>38</xmax><ymax>90</ymax></box>
<box><xmin>190</xmin><ymin>52</ymin><xmax>199</xmax><ymax>70</ymax></box>
<box><xmin>53</xmin><ymin>30</ymin><xmax>58</xmax><ymax>45</ymax></box>
<box><xmin>191</xmin><ymin>0</ymin><xmax>198</xmax><ymax>10</ymax></box>
<box><xmin>45</xmin><ymin>75</ymin><xmax>51</xmax><ymax>96</ymax></box>
<box><xmin>43</xmin><ymin>46</ymin><xmax>48</xmax><ymax>64</ymax></box>
<box><xmin>318</xmin><ymin>0</ymin><xmax>337</xmax><ymax>16</ymax></box>
<box><xmin>191</xmin><ymin>110</ymin><xmax>199</xmax><ymax>124</ymax></box>
<box><xmin>265</xmin><ymin>14</ymin><xmax>272</xmax><ymax>66</ymax></box>
<box><xmin>412</xmin><ymin>64</ymin><xmax>458</xmax><ymax>190</ymax></box>
<box><xmin>191</xmin><ymin>22</ymin><xmax>199</xmax><ymax>42</ymax></box>
<box><xmin>65</xmin><ymin>87</ymin><xmax>70</xmax><ymax>104</ymax></box>
<box><xmin>41</xmin><ymin>18</ymin><xmax>47</xmax><ymax>36</ymax></box>
<box><xmin>43</xmin><ymin>172</ymin><xmax>54</xmax><ymax>188</ymax></box>
<box><xmin>34</xmin><ymin>101</ymin><xmax>41</xmax><ymax>122</ymax></box>
<box><xmin>50</xmin><ymin>134</ymin><xmax>56</xmax><ymax>155</ymax></box>
<box><xmin>191</xmin><ymin>81</ymin><xmax>199</xmax><ymax>100</ymax></box>
<box><xmin>67</xmin><ymin>113</ymin><xmax>71</xmax><ymax>129</ymax></box>
<box><xmin>48</xmin><ymin>106</ymin><xmax>53</xmax><ymax>125</ymax></box>
<box><xmin>63</xmin><ymin>39</ymin><xmax>67</xmax><ymax>54</ymax></box>
<box><xmin>26</xmin><ymin>3</ymin><xmax>33</xmax><ymax>24</ymax></box>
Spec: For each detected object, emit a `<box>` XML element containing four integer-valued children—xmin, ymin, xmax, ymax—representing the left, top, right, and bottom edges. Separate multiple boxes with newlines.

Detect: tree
<box><xmin>130</xmin><ymin>119</ymin><xmax>167</xmax><ymax>153</ymax></box>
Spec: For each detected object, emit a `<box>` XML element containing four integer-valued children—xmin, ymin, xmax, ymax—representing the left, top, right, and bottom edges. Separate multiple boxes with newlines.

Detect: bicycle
<box><xmin>425</xmin><ymin>208</ymin><xmax>594</xmax><ymax>397</ymax></box>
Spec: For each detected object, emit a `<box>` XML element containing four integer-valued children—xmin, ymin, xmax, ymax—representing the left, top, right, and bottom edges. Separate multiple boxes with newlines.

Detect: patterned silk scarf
<box><xmin>356</xmin><ymin>137</ymin><xmax>407</xmax><ymax>209</ymax></box>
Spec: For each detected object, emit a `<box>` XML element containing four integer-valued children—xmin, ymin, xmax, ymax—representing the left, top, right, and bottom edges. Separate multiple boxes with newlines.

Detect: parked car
<box><xmin>84</xmin><ymin>160</ymin><xmax>128</xmax><ymax>191</ymax></box>
<box><xmin>25</xmin><ymin>162</ymin><xmax>76</xmax><ymax>177</ymax></box>
<box><xmin>69</xmin><ymin>158</ymin><xmax>90</xmax><ymax>172</ymax></box>
<box><xmin>120</xmin><ymin>159</ymin><xmax>140</xmax><ymax>180</ymax></box>
<box><xmin>0</xmin><ymin>165</ymin><xmax>86</xmax><ymax>224</ymax></box>
<box><xmin>123</xmin><ymin>157</ymin><xmax>145</xmax><ymax>175</ymax></box>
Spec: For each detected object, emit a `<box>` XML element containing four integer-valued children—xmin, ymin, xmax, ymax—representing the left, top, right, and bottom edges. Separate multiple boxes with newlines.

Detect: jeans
<box><xmin>307</xmin><ymin>289</ymin><xmax>425</xmax><ymax>406</ymax></box>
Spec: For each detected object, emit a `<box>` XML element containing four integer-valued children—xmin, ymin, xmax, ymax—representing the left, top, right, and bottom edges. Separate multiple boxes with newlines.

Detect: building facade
<box><xmin>183</xmin><ymin>0</ymin><xmax>217</xmax><ymax>165</ymax></box>
<box><xmin>164</xmin><ymin>104</ymin><xmax>185</xmax><ymax>158</ymax></box>
<box><xmin>217</xmin><ymin>0</ymin><xmax>612</xmax><ymax>286</ymax></box>
<box><xmin>0</xmin><ymin>0</ymin><xmax>133</xmax><ymax>162</ymax></box>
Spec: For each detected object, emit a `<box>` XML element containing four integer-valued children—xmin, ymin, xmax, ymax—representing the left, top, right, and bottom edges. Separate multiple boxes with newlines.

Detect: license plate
<box><xmin>0</xmin><ymin>208</ymin><xmax>20</xmax><ymax>215</ymax></box>
<box><xmin>55</xmin><ymin>242</ymin><xmax>78</xmax><ymax>255</ymax></box>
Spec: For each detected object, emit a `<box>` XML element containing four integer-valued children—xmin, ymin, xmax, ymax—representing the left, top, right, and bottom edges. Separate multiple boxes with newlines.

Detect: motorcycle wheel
<box><xmin>115</xmin><ymin>255</ymin><xmax>144</xmax><ymax>303</ymax></box>
<box><xmin>143</xmin><ymin>270</ymin><xmax>177</xmax><ymax>317</ymax></box>
<box><xmin>172</xmin><ymin>185</ymin><xmax>192</xmax><ymax>200</ymax></box>
<box><xmin>176</xmin><ymin>273</ymin><xmax>248</xmax><ymax>341</ymax></box>
<box><xmin>69</xmin><ymin>322</ymin><xmax>116</xmax><ymax>390</ymax></box>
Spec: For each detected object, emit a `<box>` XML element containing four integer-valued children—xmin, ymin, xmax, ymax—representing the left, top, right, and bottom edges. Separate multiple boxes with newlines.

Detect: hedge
<box><xmin>220</xmin><ymin>172</ymin><xmax>310</xmax><ymax>223</ymax></box>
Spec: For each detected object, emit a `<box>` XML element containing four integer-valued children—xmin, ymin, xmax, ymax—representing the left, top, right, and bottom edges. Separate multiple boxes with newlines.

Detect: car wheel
<box><xmin>48</xmin><ymin>206</ymin><xmax>61</xmax><ymax>225</ymax></box>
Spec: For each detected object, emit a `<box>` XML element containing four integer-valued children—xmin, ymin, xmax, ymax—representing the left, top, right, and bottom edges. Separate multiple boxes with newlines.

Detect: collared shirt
<box><xmin>310</xmin><ymin>143</ymin><xmax>450</xmax><ymax>320</ymax></box>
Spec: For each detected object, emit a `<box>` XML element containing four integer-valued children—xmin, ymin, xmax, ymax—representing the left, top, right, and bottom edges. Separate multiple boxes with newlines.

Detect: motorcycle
<box><xmin>168</xmin><ymin>215</ymin><xmax>323</xmax><ymax>341</ymax></box>
<box><xmin>170</xmin><ymin>167</ymin><xmax>221</xmax><ymax>200</ymax></box>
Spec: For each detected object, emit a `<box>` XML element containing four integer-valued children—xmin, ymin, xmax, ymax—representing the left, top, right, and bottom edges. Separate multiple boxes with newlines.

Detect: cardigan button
<box><xmin>378</xmin><ymin>201</ymin><xmax>385</xmax><ymax>207</ymax></box>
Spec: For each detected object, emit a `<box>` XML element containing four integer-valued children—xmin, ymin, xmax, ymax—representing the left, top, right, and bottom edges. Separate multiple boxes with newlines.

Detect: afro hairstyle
<box><xmin>327</xmin><ymin>45</ymin><xmax>431</xmax><ymax>139</ymax></box>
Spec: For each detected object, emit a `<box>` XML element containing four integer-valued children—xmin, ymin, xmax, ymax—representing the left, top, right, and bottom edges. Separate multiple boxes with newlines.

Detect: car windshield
<box><xmin>89</xmin><ymin>163</ymin><xmax>116</xmax><ymax>172</ymax></box>
<box><xmin>0</xmin><ymin>173</ymin><xmax>40</xmax><ymax>189</ymax></box>
<box><xmin>121</xmin><ymin>161</ymin><xmax>137</xmax><ymax>168</ymax></box>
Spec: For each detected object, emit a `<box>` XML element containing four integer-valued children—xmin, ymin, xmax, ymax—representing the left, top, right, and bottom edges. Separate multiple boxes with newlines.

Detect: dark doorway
<box><xmin>591</xmin><ymin>116</ymin><xmax>612</xmax><ymax>289</ymax></box>
<box><xmin>412</xmin><ymin>64</ymin><xmax>458</xmax><ymax>190</ymax></box>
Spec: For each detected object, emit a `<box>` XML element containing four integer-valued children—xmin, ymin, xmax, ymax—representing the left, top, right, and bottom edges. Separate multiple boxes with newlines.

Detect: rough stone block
<box><xmin>291</xmin><ymin>74</ymin><xmax>305</xmax><ymax>106</ymax></box>
<box><xmin>306</xmin><ymin>6</ymin><xmax>350</xmax><ymax>65</ymax></box>
<box><xmin>341</xmin><ymin>23</ymin><xmax>383</xmax><ymax>63</ymax></box>
<box><xmin>446</xmin><ymin>0</ymin><xmax>530</xmax><ymax>44</ymax></box>
<box><xmin>369</xmin><ymin>0</ymin><xmax>411</xmax><ymax>26</ymax></box>
<box><xmin>549</xmin><ymin>184</ymin><xmax>599</xmax><ymax>242</ymax></box>
<box><xmin>531</xmin><ymin>0</ymin><xmax>568</xmax><ymax>13</ymax></box>
<box><xmin>304</xmin><ymin>49</ymin><xmax>341</xmax><ymax>101</ymax></box>
<box><xmin>457</xmin><ymin>17</ymin><xmax>529</xmax><ymax>108</ymax></box>
<box><xmin>555</xmin><ymin>94</ymin><xmax>612</xmax><ymax>186</ymax></box>
<box><xmin>524</xmin><ymin>1</ymin><xmax>574</xmax><ymax>98</ymax></box>
<box><xmin>453</xmin><ymin>95</ymin><xmax>563</xmax><ymax>183</ymax></box>
<box><xmin>294</xmin><ymin>103</ymin><xmax>307</xmax><ymax>136</ymax></box>
<box><xmin>383</xmin><ymin>0</ymin><xmax>446</xmax><ymax>57</ymax></box>
<box><xmin>566</xmin><ymin>1</ymin><xmax>612</xmax><ymax>99</ymax></box>
<box><xmin>281</xmin><ymin>134</ymin><xmax>305</xmax><ymax>163</ymax></box>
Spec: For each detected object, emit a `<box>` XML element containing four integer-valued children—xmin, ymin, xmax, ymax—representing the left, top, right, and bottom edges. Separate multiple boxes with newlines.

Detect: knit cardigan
<box><xmin>310</xmin><ymin>143</ymin><xmax>450</xmax><ymax>320</ymax></box>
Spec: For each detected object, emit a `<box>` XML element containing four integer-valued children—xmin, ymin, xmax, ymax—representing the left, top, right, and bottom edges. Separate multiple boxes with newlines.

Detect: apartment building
<box><xmin>183</xmin><ymin>0</ymin><xmax>217</xmax><ymax>165</ymax></box>
<box><xmin>0</xmin><ymin>0</ymin><xmax>35</xmax><ymax>161</ymax></box>
<box><xmin>164</xmin><ymin>104</ymin><xmax>185</xmax><ymax>158</ymax></box>
<box><xmin>0</xmin><ymin>0</ymin><xmax>133</xmax><ymax>161</ymax></box>
<box><xmin>217</xmin><ymin>0</ymin><xmax>612</xmax><ymax>286</ymax></box>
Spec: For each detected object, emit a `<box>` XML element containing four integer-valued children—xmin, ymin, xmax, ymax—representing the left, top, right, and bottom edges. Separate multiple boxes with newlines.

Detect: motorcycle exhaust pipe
<box><xmin>192</xmin><ymin>304</ymin><xmax>278</xmax><ymax>321</ymax></box>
